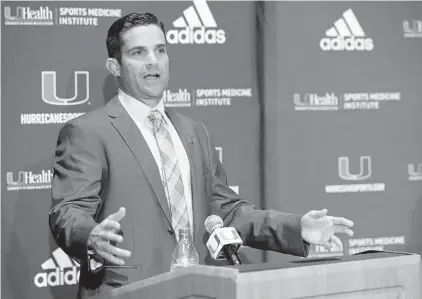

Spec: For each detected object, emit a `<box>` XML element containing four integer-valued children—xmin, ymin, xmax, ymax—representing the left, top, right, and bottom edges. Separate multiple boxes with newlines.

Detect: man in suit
<box><xmin>49</xmin><ymin>12</ymin><xmax>354</xmax><ymax>298</ymax></box>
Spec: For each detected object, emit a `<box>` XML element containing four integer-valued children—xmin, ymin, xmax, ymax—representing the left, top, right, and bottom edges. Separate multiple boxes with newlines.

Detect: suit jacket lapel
<box><xmin>165</xmin><ymin>108</ymin><xmax>203</xmax><ymax>244</ymax></box>
<box><xmin>107</xmin><ymin>96</ymin><xmax>173</xmax><ymax>231</ymax></box>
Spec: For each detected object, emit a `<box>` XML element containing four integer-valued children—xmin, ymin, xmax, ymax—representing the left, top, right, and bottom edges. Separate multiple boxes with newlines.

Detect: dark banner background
<box><xmin>260</xmin><ymin>1</ymin><xmax>422</xmax><ymax>261</ymax></box>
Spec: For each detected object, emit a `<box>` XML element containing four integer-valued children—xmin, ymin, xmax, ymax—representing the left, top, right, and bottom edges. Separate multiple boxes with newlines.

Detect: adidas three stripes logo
<box><xmin>34</xmin><ymin>248</ymin><xmax>80</xmax><ymax>288</ymax></box>
<box><xmin>320</xmin><ymin>9</ymin><xmax>374</xmax><ymax>51</ymax></box>
<box><xmin>166</xmin><ymin>0</ymin><xmax>226</xmax><ymax>44</ymax></box>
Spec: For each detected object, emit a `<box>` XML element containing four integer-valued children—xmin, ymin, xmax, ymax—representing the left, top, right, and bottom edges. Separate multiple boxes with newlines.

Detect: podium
<box><xmin>101</xmin><ymin>251</ymin><xmax>421</xmax><ymax>299</ymax></box>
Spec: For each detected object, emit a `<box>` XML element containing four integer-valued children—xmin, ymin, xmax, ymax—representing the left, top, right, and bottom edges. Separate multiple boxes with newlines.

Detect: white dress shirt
<box><xmin>118</xmin><ymin>89</ymin><xmax>193</xmax><ymax>233</ymax></box>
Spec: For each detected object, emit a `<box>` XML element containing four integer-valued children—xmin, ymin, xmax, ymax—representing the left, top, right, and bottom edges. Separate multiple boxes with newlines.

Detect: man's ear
<box><xmin>106</xmin><ymin>58</ymin><xmax>121</xmax><ymax>77</ymax></box>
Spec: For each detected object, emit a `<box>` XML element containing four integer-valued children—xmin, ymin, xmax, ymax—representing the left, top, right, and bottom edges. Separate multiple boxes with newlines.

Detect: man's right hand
<box><xmin>87</xmin><ymin>207</ymin><xmax>132</xmax><ymax>265</ymax></box>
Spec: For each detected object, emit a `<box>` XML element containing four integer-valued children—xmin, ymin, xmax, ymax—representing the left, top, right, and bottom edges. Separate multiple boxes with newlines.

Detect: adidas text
<box><xmin>320</xmin><ymin>37</ymin><xmax>374</xmax><ymax>51</ymax></box>
<box><xmin>166</xmin><ymin>27</ymin><xmax>226</xmax><ymax>44</ymax></box>
<box><xmin>34</xmin><ymin>267</ymin><xmax>80</xmax><ymax>287</ymax></box>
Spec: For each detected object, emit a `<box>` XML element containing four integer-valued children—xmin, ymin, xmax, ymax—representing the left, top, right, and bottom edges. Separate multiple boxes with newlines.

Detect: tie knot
<box><xmin>148</xmin><ymin>110</ymin><xmax>165</xmax><ymax>130</ymax></box>
<box><xmin>148</xmin><ymin>109</ymin><xmax>163</xmax><ymax>120</ymax></box>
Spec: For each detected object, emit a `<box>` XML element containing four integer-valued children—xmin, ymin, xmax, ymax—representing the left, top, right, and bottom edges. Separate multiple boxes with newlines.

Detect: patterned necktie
<box><xmin>148</xmin><ymin>110</ymin><xmax>190</xmax><ymax>239</ymax></box>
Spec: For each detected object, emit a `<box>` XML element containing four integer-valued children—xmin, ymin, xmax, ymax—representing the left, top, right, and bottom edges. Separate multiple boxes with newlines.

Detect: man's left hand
<box><xmin>301</xmin><ymin>209</ymin><xmax>354</xmax><ymax>251</ymax></box>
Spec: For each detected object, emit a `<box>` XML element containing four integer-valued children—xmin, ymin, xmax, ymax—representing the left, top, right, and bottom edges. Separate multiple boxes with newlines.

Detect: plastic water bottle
<box><xmin>170</xmin><ymin>227</ymin><xmax>199</xmax><ymax>271</ymax></box>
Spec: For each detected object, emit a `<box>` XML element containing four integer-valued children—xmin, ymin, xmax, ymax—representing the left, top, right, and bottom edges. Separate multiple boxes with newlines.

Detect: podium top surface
<box><xmin>104</xmin><ymin>250</ymin><xmax>420</xmax><ymax>299</ymax></box>
<box><xmin>105</xmin><ymin>250</ymin><xmax>421</xmax><ymax>299</ymax></box>
<box><xmin>235</xmin><ymin>250</ymin><xmax>416</xmax><ymax>273</ymax></box>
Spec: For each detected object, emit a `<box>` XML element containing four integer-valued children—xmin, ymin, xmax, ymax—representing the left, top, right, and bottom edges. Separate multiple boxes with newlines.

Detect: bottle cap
<box><xmin>178</xmin><ymin>227</ymin><xmax>191</xmax><ymax>237</ymax></box>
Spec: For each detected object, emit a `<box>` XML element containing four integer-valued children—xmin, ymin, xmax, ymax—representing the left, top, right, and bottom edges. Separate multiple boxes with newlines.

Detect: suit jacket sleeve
<box><xmin>201</xmin><ymin>123</ymin><xmax>310</xmax><ymax>257</ymax></box>
<box><xmin>49</xmin><ymin>120</ymin><xmax>105</xmax><ymax>263</ymax></box>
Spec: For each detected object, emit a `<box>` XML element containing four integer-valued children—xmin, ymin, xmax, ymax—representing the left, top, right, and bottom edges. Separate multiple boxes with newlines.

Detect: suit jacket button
<box><xmin>167</xmin><ymin>228</ymin><xmax>174</xmax><ymax>235</ymax></box>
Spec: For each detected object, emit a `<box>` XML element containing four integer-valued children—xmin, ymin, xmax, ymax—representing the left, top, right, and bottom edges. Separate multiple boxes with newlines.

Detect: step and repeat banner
<box><xmin>1</xmin><ymin>1</ymin><xmax>260</xmax><ymax>299</ymax></box>
<box><xmin>260</xmin><ymin>2</ymin><xmax>422</xmax><ymax>261</ymax></box>
<box><xmin>2</xmin><ymin>1</ymin><xmax>422</xmax><ymax>299</ymax></box>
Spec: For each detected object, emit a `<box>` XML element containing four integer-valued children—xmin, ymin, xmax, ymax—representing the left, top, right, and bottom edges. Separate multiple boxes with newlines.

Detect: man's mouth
<box><xmin>143</xmin><ymin>72</ymin><xmax>160</xmax><ymax>80</ymax></box>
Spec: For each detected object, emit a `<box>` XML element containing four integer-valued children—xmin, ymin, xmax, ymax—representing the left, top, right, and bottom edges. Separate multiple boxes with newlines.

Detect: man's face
<box><xmin>119</xmin><ymin>25</ymin><xmax>169</xmax><ymax>100</ymax></box>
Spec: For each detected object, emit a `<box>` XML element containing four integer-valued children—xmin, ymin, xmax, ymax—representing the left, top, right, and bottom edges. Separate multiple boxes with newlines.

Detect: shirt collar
<box><xmin>118</xmin><ymin>89</ymin><xmax>166</xmax><ymax>125</ymax></box>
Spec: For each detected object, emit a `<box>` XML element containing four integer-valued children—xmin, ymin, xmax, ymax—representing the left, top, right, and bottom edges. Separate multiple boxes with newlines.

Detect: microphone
<box><xmin>204</xmin><ymin>215</ymin><xmax>243</xmax><ymax>266</ymax></box>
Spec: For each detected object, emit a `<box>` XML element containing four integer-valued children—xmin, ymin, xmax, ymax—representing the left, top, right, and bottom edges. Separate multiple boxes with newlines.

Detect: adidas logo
<box><xmin>166</xmin><ymin>0</ymin><xmax>226</xmax><ymax>44</ymax></box>
<box><xmin>34</xmin><ymin>248</ymin><xmax>80</xmax><ymax>288</ymax></box>
<box><xmin>320</xmin><ymin>9</ymin><xmax>374</xmax><ymax>51</ymax></box>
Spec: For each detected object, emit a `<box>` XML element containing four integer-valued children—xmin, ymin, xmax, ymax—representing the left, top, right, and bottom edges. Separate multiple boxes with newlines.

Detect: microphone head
<box><xmin>204</xmin><ymin>215</ymin><xmax>223</xmax><ymax>234</ymax></box>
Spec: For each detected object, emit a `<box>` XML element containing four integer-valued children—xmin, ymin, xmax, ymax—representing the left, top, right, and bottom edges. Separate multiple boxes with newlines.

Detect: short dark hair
<box><xmin>106</xmin><ymin>12</ymin><xmax>166</xmax><ymax>62</ymax></box>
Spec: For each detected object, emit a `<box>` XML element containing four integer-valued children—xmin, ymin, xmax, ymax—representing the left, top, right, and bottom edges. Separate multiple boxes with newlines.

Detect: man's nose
<box><xmin>146</xmin><ymin>52</ymin><xmax>158</xmax><ymax>65</ymax></box>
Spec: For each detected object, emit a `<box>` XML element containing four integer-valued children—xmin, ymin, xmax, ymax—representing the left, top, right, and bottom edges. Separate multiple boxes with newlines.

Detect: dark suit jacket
<box><xmin>49</xmin><ymin>95</ymin><xmax>309</xmax><ymax>298</ymax></box>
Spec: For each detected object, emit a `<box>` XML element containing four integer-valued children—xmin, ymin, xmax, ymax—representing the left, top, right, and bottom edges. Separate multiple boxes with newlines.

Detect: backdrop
<box><xmin>259</xmin><ymin>1</ymin><xmax>422</xmax><ymax>261</ymax></box>
<box><xmin>2</xmin><ymin>1</ymin><xmax>422</xmax><ymax>299</ymax></box>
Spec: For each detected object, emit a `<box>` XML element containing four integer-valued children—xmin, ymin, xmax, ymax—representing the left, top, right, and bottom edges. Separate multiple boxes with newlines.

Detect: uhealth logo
<box><xmin>4</xmin><ymin>6</ymin><xmax>53</xmax><ymax>25</ymax></box>
<box><xmin>6</xmin><ymin>169</ymin><xmax>53</xmax><ymax>191</ymax></box>
<box><xmin>293</xmin><ymin>93</ymin><xmax>339</xmax><ymax>111</ymax></box>
<box><xmin>166</xmin><ymin>0</ymin><xmax>226</xmax><ymax>44</ymax></box>
<box><xmin>320</xmin><ymin>9</ymin><xmax>373</xmax><ymax>51</ymax></box>
<box><xmin>42</xmin><ymin>71</ymin><xmax>90</xmax><ymax>106</ymax></box>
<box><xmin>403</xmin><ymin>20</ymin><xmax>422</xmax><ymax>38</ymax></box>
<box><xmin>34</xmin><ymin>248</ymin><xmax>80</xmax><ymax>288</ymax></box>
